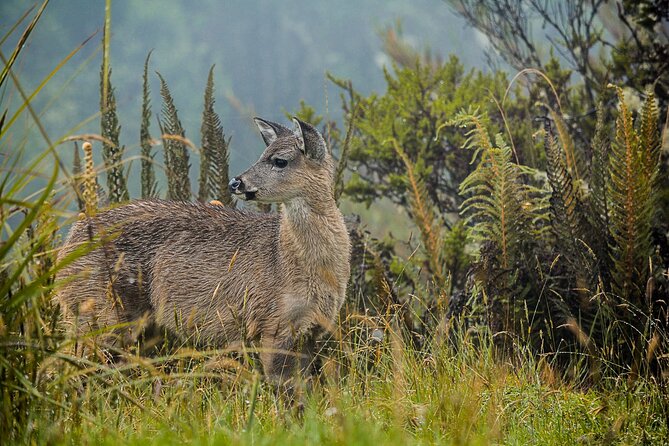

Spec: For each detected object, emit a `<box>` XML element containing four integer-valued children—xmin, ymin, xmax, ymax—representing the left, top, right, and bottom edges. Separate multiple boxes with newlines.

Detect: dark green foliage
<box><xmin>157</xmin><ymin>72</ymin><xmax>191</xmax><ymax>201</ymax></box>
<box><xmin>541</xmin><ymin>117</ymin><xmax>598</xmax><ymax>299</ymax></box>
<box><xmin>543</xmin><ymin>119</ymin><xmax>586</xmax><ymax>248</ymax></box>
<box><xmin>610</xmin><ymin>1</ymin><xmax>669</xmax><ymax>111</ymax></box>
<box><xmin>99</xmin><ymin>66</ymin><xmax>129</xmax><ymax>203</ymax></box>
<box><xmin>140</xmin><ymin>51</ymin><xmax>158</xmax><ymax>198</ymax></box>
<box><xmin>340</xmin><ymin>57</ymin><xmax>537</xmax><ymax>215</ymax></box>
<box><xmin>198</xmin><ymin>65</ymin><xmax>232</xmax><ymax>205</ymax></box>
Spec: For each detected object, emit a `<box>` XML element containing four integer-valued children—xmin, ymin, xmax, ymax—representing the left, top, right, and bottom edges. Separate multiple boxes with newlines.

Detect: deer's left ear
<box><xmin>292</xmin><ymin>117</ymin><xmax>326</xmax><ymax>161</ymax></box>
<box><xmin>254</xmin><ymin>117</ymin><xmax>292</xmax><ymax>146</ymax></box>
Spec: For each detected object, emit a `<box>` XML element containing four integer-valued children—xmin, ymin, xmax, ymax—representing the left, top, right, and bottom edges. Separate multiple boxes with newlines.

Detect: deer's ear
<box><xmin>292</xmin><ymin>117</ymin><xmax>326</xmax><ymax>161</ymax></box>
<box><xmin>253</xmin><ymin>117</ymin><xmax>292</xmax><ymax>146</ymax></box>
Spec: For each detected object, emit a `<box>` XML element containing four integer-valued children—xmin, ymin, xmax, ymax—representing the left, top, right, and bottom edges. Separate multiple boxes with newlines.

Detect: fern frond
<box><xmin>607</xmin><ymin>85</ymin><xmax>655</xmax><ymax>301</ymax></box>
<box><xmin>99</xmin><ymin>66</ymin><xmax>129</xmax><ymax>203</ymax></box>
<box><xmin>157</xmin><ymin>72</ymin><xmax>191</xmax><ymax>201</ymax></box>
<box><xmin>392</xmin><ymin>139</ymin><xmax>444</xmax><ymax>283</ymax></box>
<box><xmin>455</xmin><ymin>109</ymin><xmax>539</xmax><ymax>269</ymax></box>
<box><xmin>199</xmin><ymin>65</ymin><xmax>231</xmax><ymax>205</ymax></box>
<box><xmin>639</xmin><ymin>89</ymin><xmax>660</xmax><ymax>184</ymax></box>
<box><xmin>543</xmin><ymin>118</ymin><xmax>590</xmax><ymax>256</ymax></box>
<box><xmin>450</xmin><ymin>107</ymin><xmax>494</xmax><ymax>160</ymax></box>
<box><xmin>140</xmin><ymin>51</ymin><xmax>157</xmax><ymax>198</ymax></box>
<box><xmin>72</xmin><ymin>142</ymin><xmax>84</xmax><ymax>211</ymax></box>
<box><xmin>549</xmin><ymin>109</ymin><xmax>582</xmax><ymax>185</ymax></box>
<box><xmin>587</xmin><ymin>103</ymin><xmax>611</xmax><ymax>279</ymax></box>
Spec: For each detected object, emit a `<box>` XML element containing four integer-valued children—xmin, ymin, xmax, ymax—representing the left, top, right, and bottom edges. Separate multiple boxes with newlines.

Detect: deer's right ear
<box><xmin>254</xmin><ymin>117</ymin><xmax>292</xmax><ymax>146</ymax></box>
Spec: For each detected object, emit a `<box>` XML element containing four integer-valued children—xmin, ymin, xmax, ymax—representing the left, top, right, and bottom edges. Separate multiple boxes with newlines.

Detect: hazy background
<box><xmin>1</xmin><ymin>0</ymin><xmax>487</xmax><ymax>195</ymax></box>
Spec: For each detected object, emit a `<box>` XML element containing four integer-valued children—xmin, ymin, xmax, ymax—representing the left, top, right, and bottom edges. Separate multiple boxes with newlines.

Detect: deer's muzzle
<box><xmin>229</xmin><ymin>177</ymin><xmax>257</xmax><ymax>200</ymax></box>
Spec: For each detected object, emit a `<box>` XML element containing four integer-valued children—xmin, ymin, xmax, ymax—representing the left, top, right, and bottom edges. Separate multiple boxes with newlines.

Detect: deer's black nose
<box><xmin>228</xmin><ymin>177</ymin><xmax>242</xmax><ymax>193</ymax></box>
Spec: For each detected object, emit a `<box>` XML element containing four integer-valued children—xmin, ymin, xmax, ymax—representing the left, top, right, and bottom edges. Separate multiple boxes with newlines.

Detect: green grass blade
<box><xmin>0</xmin><ymin>0</ymin><xmax>49</xmax><ymax>90</ymax></box>
<box><xmin>0</xmin><ymin>31</ymin><xmax>96</xmax><ymax>141</ymax></box>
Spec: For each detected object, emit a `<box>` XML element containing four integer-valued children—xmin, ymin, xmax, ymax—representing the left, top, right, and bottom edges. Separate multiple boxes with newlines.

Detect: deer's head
<box><xmin>229</xmin><ymin>117</ymin><xmax>334</xmax><ymax>204</ymax></box>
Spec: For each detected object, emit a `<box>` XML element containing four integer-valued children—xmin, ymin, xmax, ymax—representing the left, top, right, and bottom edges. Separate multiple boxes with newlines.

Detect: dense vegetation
<box><xmin>2</xmin><ymin>1</ymin><xmax>668</xmax><ymax>444</ymax></box>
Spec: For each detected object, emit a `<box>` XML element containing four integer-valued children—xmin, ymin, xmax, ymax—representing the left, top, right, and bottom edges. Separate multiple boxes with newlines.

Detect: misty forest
<box><xmin>2</xmin><ymin>0</ymin><xmax>669</xmax><ymax>444</ymax></box>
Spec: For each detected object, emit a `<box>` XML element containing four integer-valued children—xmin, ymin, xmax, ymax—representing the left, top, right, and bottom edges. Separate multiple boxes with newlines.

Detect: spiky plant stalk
<box><xmin>392</xmin><ymin>139</ymin><xmax>444</xmax><ymax>284</ymax></box>
<box><xmin>639</xmin><ymin>89</ymin><xmax>661</xmax><ymax>197</ymax></box>
<box><xmin>82</xmin><ymin>142</ymin><xmax>97</xmax><ymax>216</ymax></box>
<box><xmin>140</xmin><ymin>51</ymin><xmax>158</xmax><ymax>198</ymax></box>
<box><xmin>549</xmin><ymin>109</ymin><xmax>583</xmax><ymax>186</ymax></box>
<box><xmin>198</xmin><ymin>65</ymin><xmax>231</xmax><ymax>205</ymax></box>
<box><xmin>99</xmin><ymin>66</ymin><xmax>129</xmax><ymax>203</ymax></box>
<box><xmin>157</xmin><ymin>72</ymin><xmax>191</xmax><ymax>201</ymax></box>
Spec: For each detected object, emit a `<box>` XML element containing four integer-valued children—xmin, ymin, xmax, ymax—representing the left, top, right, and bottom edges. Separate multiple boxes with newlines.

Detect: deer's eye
<box><xmin>273</xmin><ymin>158</ymin><xmax>288</xmax><ymax>168</ymax></box>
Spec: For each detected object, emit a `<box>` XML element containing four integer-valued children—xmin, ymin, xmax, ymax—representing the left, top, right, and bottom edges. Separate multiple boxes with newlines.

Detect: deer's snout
<box><xmin>228</xmin><ymin>178</ymin><xmax>242</xmax><ymax>193</ymax></box>
<box><xmin>229</xmin><ymin>177</ymin><xmax>258</xmax><ymax>200</ymax></box>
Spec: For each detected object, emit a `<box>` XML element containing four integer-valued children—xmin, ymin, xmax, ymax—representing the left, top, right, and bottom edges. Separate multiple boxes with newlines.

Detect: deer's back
<box><xmin>57</xmin><ymin>200</ymin><xmax>281</xmax><ymax>343</ymax></box>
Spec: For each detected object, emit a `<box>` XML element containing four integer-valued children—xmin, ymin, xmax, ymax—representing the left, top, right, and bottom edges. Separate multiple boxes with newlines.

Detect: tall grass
<box><xmin>8</xmin><ymin>318</ymin><xmax>669</xmax><ymax>445</ymax></box>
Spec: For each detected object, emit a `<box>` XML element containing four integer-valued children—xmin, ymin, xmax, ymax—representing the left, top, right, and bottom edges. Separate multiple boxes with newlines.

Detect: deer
<box><xmin>55</xmin><ymin>117</ymin><xmax>351</xmax><ymax>384</ymax></box>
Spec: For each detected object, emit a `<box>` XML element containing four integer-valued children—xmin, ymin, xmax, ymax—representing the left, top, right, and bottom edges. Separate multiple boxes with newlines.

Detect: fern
<box><xmin>140</xmin><ymin>51</ymin><xmax>158</xmax><ymax>198</ymax></box>
<box><xmin>157</xmin><ymin>72</ymin><xmax>191</xmax><ymax>201</ymax></box>
<box><xmin>455</xmin><ymin>109</ymin><xmax>540</xmax><ymax>269</ymax></box>
<box><xmin>639</xmin><ymin>89</ymin><xmax>661</xmax><ymax>198</ymax></box>
<box><xmin>587</xmin><ymin>104</ymin><xmax>611</xmax><ymax>280</ymax></box>
<box><xmin>607</xmin><ymin>85</ymin><xmax>657</xmax><ymax>302</ymax></box>
<box><xmin>198</xmin><ymin>66</ymin><xmax>232</xmax><ymax>205</ymax></box>
<box><xmin>543</xmin><ymin>119</ymin><xmax>585</xmax><ymax>245</ymax></box>
<box><xmin>392</xmin><ymin>139</ymin><xmax>444</xmax><ymax>284</ymax></box>
<box><xmin>549</xmin><ymin>109</ymin><xmax>583</xmax><ymax>186</ymax></box>
<box><xmin>99</xmin><ymin>66</ymin><xmax>129</xmax><ymax>203</ymax></box>
<box><xmin>72</xmin><ymin>142</ymin><xmax>84</xmax><ymax>211</ymax></box>
<box><xmin>542</xmin><ymin>118</ymin><xmax>596</xmax><ymax>285</ymax></box>
<box><xmin>453</xmin><ymin>109</ymin><xmax>552</xmax><ymax>347</ymax></box>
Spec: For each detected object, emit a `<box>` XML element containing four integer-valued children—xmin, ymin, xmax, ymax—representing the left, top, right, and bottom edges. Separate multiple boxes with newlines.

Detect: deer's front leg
<box><xmin>260</xmin><ymin>326</ymin><xmax>317</xmax><ymax>385</ymax></box>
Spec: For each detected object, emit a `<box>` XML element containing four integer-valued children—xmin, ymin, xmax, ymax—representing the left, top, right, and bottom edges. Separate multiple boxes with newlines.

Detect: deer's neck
<box><xmin>278</xmin><ymin>196</ymin><xmax>349</xmax><ymax>269</ymax></box>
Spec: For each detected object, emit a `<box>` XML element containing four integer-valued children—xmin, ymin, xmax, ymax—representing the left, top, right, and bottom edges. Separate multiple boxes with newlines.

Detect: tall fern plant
<box><xmin>157</xmin><ymin>73</ymin><xmax>191</xmax><ymax>201</ymax></box>
<box><xmin>140</xmin><ymin>51</ymin><xmax>158</xmax><ymax>198</ymax></box>
<box><xmin>455</xmin><ymin>109</ymin><xmax>545</xmax><ymax>268</ymax></box>
<box><xmin>99</xmin><ymin>65</ymin><xmax>129</xmax><ymax>203</ymax></box>
<box><xmin>607</xmin><ymin>86</ymin><xmax>660</xmax><ymax>301</ymax></box>
<box><xmin>199</xmin><ymin>66</ymin><xmax>232</xmax><ymax>205</ymax></box>
<box><xmin>454</xmin><ymin>108</ymin><xmax>548</xmax><ymax>342</ymax></box>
